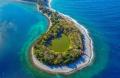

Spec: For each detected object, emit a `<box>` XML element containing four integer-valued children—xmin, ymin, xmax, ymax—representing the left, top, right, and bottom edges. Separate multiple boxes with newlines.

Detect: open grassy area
<box><xmin>50</xmin><ymin>34</ymin><xmax>70</xmax><ymax>52</ymax></box>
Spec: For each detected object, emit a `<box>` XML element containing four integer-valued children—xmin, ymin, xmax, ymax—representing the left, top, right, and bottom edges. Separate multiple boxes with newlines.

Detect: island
<box><xmin>24</xmin><ymin>0</ymin><xmax>94</xmax><ymax>75</ymax></box>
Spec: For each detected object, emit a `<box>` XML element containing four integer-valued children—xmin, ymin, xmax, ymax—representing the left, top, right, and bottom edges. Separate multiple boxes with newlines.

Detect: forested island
<box><xmin>23</xmin><ymin>0</ymin><xmax>94</xmax><ymax>75</ymax></box>
<box><xmin>33</xmin><ymin>10</ymin><xmax>84</xmax><ymax>65</ymax></box>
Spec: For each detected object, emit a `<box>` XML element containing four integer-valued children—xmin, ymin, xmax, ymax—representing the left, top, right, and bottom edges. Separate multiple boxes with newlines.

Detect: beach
<box><xmin>30</xmin><ymin>0</ymin><xmax>94</xmax><ymax>75</ymax></box>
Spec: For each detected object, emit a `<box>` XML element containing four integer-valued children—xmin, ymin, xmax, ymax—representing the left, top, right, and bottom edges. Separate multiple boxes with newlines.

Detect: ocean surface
<box><xmin>0</xmin><ymin>0</ymin><xmax>120</xmax><ymax>78</ymax></box>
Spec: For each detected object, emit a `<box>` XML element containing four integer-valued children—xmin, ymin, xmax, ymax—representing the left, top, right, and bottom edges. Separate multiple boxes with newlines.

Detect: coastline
<box><xmin>30</xmin><ymin>0</ymin><xmax>94</xmax><ymax>75</ymax></box>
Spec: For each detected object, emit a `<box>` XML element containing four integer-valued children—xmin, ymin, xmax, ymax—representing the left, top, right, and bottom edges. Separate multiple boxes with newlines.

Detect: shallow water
<box><xmin>0</xmin><ymin>1</ymin><xmax>48</xmax><ymax>78</ymax></box>
<box><xmin>0</xmin><ymin>0</ymin><xmax>120</xmax><ymax>78</ymax></box>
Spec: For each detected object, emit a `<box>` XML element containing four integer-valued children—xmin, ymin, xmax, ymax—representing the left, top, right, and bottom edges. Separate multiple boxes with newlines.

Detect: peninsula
<box><xmin>28</xmin><ymin>0</ymin><xmax>93</xmax><ymax>75</ymax></box>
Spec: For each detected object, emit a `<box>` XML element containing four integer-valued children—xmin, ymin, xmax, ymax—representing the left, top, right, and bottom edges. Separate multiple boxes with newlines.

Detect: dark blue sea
<box><xmin>0</xmin><ymin>0</ymin><xmax>120</xmax><ymax>78</ymax></box>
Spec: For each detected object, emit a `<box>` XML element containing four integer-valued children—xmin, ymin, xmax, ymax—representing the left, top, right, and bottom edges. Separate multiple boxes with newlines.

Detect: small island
<box><xmin>33</xmin><ymin>8</ymin><xmax>84</xmax><ymax>65</ymax></box>
<box><xmin>29</xmin><ymin>0</ymin><xmax>93</xmax><ymax>75</ymax></box>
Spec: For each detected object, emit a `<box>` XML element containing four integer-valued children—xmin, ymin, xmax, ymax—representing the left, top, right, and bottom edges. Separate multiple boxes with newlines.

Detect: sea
<box><xmin>0</xmin><ymin>0</ymin><xmax>120</xmax><ymax>78</ymax></box>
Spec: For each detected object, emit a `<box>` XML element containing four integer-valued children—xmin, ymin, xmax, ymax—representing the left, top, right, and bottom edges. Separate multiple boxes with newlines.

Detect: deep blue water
<box><xmin>0</xmin><ymin>0</ymin><xmax>120</xmax><ymax>78</ymax></box>
<box><xmin>52</xmin><ymin>0</ymin><xmax>120</xmax><ymax>78</ymax></box>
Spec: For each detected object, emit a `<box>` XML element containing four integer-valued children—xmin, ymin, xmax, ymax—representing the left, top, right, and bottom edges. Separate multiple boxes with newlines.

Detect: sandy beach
<box><xmin>30</xmin><ymin>0</ymin><xmax>94</xmax><ymax>75</ymax></box>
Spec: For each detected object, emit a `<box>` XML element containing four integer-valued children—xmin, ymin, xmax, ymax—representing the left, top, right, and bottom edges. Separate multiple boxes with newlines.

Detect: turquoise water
<box><xmin>0</xmin><ymin>0</ymin><xmax>120</xmax><ymax>78</ymax></box>
<box><xmin>0</xmin><ymin>1</ymin><xmax>48</xmax><ymax>78</ymax></box>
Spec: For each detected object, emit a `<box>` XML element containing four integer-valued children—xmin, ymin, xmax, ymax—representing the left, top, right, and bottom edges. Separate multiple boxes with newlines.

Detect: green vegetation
<box><xmin>50</xmin><ymin>34</ymin><xmax>70</xmax><ymax>52</ymax></box>
<box><xmin>33</xmin><ymin>3</ymin><xmax>84</xmax><ymax>65</ymax></box>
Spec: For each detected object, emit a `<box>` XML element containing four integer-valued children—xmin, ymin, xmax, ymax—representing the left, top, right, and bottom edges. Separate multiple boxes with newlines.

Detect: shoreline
<box><xmin>30</xmin><ymin>0</ymin><xmax>94</xmax><ymax>75</ymax></box>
